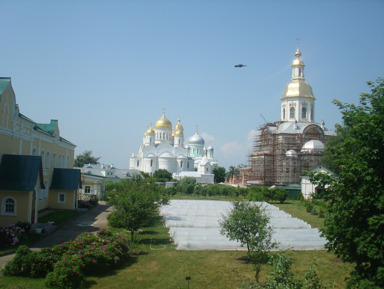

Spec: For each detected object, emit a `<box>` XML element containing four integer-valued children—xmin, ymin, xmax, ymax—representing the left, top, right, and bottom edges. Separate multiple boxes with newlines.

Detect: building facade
<box><xmin>0</xmin><ymin>77</ymin><xmax>78</xmax><ymax>226</ymax></box>
<box><xmin>130</xmin><ymin>110</ymin><xmax>217</xmax><ymax>182</ymax></box>
<box><xmin>247</xmin><ymin>46</ymin><xmax>335</xmax><ymax>186</ymax></box>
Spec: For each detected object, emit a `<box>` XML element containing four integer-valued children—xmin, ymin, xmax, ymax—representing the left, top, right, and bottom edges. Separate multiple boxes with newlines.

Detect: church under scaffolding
<box><xmin>246</xmin><ymin>43</ymin><xmax>335</xmax><ymax>186</ymax></box>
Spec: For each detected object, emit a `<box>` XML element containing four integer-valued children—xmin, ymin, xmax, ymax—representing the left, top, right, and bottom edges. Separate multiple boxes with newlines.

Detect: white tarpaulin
<box><xmin>159</xmin><ymin>200</ymin><xmax>326</xmax><ymax>250</ymax></box>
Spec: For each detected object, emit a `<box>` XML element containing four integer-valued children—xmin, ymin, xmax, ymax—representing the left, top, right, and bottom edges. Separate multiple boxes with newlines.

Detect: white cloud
<box><xmin>220</xmin><ymin>141</ymin><xmax>244</xmax><ymax>155</ymax></box>
<box><xmin>201</xmin><ymin>132</ymin><xmax>215</xmax><ymax>144</ymax></box>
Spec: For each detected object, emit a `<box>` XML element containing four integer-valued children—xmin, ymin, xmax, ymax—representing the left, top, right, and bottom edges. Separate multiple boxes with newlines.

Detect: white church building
<box><xmin>129</xmin><ymin>110</ymin><xmax>217</xmax><ymax>183</ymax></box>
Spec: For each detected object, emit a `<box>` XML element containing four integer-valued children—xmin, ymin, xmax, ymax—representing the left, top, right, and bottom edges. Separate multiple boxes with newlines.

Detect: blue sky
<box><xmin>1</xmin><ymin>0</ymin><xmax>383</xmax><ymax>170</ymax></box>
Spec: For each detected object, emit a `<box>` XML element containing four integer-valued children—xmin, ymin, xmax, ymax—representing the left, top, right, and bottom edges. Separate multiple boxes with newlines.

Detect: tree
<box><xmin>220</xmin><ymin>201</ymin><xmax>276</xmax><ymax>260</ymax></box>
<box><xmin>107</xmin><ymin>178</ymin><xmax>168</xmax><ymax>241</ymax></box>
<box><xmin>153</xmin><ymin>169</ymin><xmax>173</xmax><ymax>182</ymax></box>
<box><xmin>213</xmin><ymin>166</ymin><xmax>226</xmax><ymax>183</ymax></box>
<box><xmin>74</xmin><ymin>150</ymin><xmax>100</xmax><ymax>168</ymax></box>
<box><xmin>219</xmin><ymin>201</ymin><xmax>276</xmax><ymax>282</ymax></box>
<box><xmin>311</xmin><ymin>79</ymin><xmax>384</xmax><ymax>288</ymax></box>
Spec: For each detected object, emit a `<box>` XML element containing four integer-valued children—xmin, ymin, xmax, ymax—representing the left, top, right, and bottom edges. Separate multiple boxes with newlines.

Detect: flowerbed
<box><xmin>3</xmin><ymin>229</ymin><xmax>130</xmax><ymax>288</ymax></box>
<box><xmin>0</xmin><ymin>223</ymin><xmax>30</xmax><ymax>249</ymax></box>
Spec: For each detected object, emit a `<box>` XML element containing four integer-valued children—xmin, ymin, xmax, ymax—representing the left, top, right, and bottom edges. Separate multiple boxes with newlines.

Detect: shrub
<box><xmin>305</xmin><ymin>202</ymin><xmax>313</xmax><ymax>213</ymax></box>
<box><xmin>0</xmin><ymin>224</ymin><xmax>25</xmax><ymax>249</ymax></box>
<box><xmin>45</xmin><ymin>255</ymin><xmax>85</xmax><ymax>289</ymax></box>
<box><xmin>310</xmin><ymin>207</ymin><xmax>318</xmax><ymax>216</ymax></box>
<box><xmin>318</xmin><ymin>208</ymin><xmax>325</xmax><ymax>218</ymax></box>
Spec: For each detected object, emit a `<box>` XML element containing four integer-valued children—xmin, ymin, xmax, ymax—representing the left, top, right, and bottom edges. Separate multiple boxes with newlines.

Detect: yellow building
<box><xmin>0</xmin><ymin>77</ymin><xmax>79</xmax><ymax>226</ymax></box>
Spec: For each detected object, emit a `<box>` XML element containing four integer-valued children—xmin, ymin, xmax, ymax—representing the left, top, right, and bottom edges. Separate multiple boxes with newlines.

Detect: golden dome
<box><xmin>155</xmin><ymin>111</ymin><xmax>172</xmax><ymax>129</ymax></box>
<box><xmin>146</xmin><ymin>127</ymin><xmax>155</xmax><ymax>135</ymax></box>
<box><xmin>174</xmin><ymin>129</ymin><xmax>184</xmax><ymax>136</ymax></box>
<box><xmin>281</xmin><ymin>80</ymin><xmax>315</xmax><ymax>99</ymax></box>
<box><xmin>174</xmin><ymin>117</ymin><xmax>184</xmax><ymax>133</ymax></box>
<box><xmin>292</xmin><ymin>48</ymin><xmax>304</xmax><ymax>66</ymax></box>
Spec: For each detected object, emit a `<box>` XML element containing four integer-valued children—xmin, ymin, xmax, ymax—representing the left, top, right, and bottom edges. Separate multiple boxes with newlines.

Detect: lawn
<box><xmin>0</xmin><ymin>200</ymin><xmax>354</xmax><ymax>289</ymax></box>
<box><xmin>273</xmin><ymin>200</ymin><xmax>325</xmax><ymax>228</ymax></box>
<box><xmin>38</xmin><ymin>210</ymin><xmax>81</xmax><ymax>226</ymax></box>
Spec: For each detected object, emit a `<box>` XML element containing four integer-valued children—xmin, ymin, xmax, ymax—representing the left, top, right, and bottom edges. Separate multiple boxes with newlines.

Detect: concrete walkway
<box><xmin>0</xmin><ymin>202</ymin><xmax>112</xmax><ymax>269</ymax></box>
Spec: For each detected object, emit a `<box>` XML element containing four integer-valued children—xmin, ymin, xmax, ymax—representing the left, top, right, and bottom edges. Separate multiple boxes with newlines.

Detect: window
<box><xmin>150</xmin><ymin>159</ymin><xmax>153</xmax><ymax>167</ymax></box>
<box><xmin>180</xmin><ymin>161</ymin><xmax>183</xmax><ymax>168</ymax></box>
<box><xmin>302</xmin><ymin>107</ymin><xmax>307</xmax><ymax>119</ymax></box>
<box><xmin>41</xmin><ymin>151</ymin><xmax>45</xmax><ymax>167</ymax></box>
<box><xmin>58</xmin><ymin>155</ymin><xmax>62</xmax><ymax>168</ymax></box>
<box><xmin>32</xmin><ymin>148</ymin><xmax>37</xmax><ymax>156</ymax></box>
<box><xmin>2</xmin><ymin>197</ymin><xmax>16</xmax><ymax>216</ymax></box>
<box><xmin>52</xmin><ymin>153</ymin><xmax>56</xmax><ymax>169</ymax></box>
<box><xmin>290</xmin><ymin>107</ymin><xmax>295</xmax><ymax>119</ymax></box>
<box><xmin>39</xmin><ymin>189</ymin><xmax>44</xmax><ymax>200</ymax></box>
<box><xmin>58</xmin><ymin>193</ymin><xmax>66</xmax><ymax>203</ymax></box>
<box><xmin>45</xmin><ymin>152</ymin><xmax>50</xmax><ymax>169</ymax></box>
<box><xmin>85</xmin><ymin>186</ymin><xmax>91</xmax><ymax>194</ymax></box>
<box><xmin>44</xmin><ymin>181</ymin><xmax>49</xmax><ymax>199</ymax></box>
<box><xmin>137</xmin><ymin>160</ymin><xmax>139</xmax><ymax>167</ymax></box>
<box><xmin>283</xmin><ymin>108</ymin><xmax>286</xmax><ymax>120</ymax></box>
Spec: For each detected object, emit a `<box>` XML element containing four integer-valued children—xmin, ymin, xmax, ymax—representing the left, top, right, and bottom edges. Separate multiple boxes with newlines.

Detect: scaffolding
<box><xmin>247</xmin><ymin>121</ymin><xmax>330</xmax><ymax>187</ymax></box>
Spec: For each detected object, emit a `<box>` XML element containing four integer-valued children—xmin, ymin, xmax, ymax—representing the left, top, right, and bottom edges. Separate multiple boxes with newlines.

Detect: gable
<box><xmin>50</xmin><ymin>168</ymin><xmax>81</xmax><ymax>190</ymax></box>
<box><xmin>0</xmin><ymin>154</ymin><xmax>44</xmax><ymax>191</ymax></box>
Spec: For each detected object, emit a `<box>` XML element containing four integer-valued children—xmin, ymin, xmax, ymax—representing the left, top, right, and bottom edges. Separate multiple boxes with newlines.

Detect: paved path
<box><xmin>0</xmin><ymin>202</ymin><xmax>112</xmax><ymax>269</ymax></box>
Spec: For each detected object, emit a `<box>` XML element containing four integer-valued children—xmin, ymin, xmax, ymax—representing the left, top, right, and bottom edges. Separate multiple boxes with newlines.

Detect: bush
<box><xmin>0</xmin><ymin>224</ymin><xmax>25</xmax><ymax>249</ymax></box>
<box><xmin>4</xmin><ymin>229</ymin><xmax>130</xmax><ymax>284</ymax></box>
<box><xmin>45</xmin><ymin>255</ymin><xmax>85</xmax><ymax>289</ymax></box>
<box><xmin>318</xmin><ymin>208</ymin><xmax>325</xmax><ymax>218</ymax></box>
<box><xmin>305</xmin><ymin>202</ymin><xmax>313</xmax><ymax>213</ymax></box>
<box><xmin>310</xmin><ymin>207</ymin><xmax>318</xmax><ymax>215</ymax></box>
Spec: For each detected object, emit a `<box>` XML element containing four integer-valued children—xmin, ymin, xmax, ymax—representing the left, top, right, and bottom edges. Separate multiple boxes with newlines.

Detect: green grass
<box><xmin>0</xmin><ymin>201</ymin><xmax>353</xmax><ymax>289</ymax></box>
<box><xmin>273</xmin><ymin>200</ymin><xmax>325</xmax><ymax>228</ymax></box>
<box><xmin>38</xmin><ymin>210</ymin><xmax>81</xmax><ymax>226</ymax></box>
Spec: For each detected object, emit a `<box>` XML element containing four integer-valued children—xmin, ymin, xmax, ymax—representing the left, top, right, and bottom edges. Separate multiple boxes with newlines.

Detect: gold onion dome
<box><xmin>282</xmin><ymin>80</ymin><xmax>314</xmax><ymax>99</ymax></box>
<box><xmin>174</xmin><ymin>129</ymin><xmax>184</xmax><ymax>136</ymax></box>
<box><xmin>174</xmin><ymin>117</ymin><xmax>184</xmax><ymax>133</ymax></box>
<box><xmin>292</xmin><ymin>48</ymin><xmax>304</xmax><ymax>66</ymax></box>
<box><xmin>155</xmin><ymin>111</ymin><xmax>172</xmax><ymax>129</ymax></box>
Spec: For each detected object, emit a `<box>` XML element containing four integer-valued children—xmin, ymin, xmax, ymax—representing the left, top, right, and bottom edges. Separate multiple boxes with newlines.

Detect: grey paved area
<box><xmin>0</xmin><ymin>201</ymin><xmax>112</xmax><ymax>269</ymax></box>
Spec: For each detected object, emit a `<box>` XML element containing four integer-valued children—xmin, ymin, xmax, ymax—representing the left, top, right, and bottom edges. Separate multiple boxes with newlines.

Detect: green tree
<box><xmin>73</xmin><ymin>150</ymin><xmax>100</xmax><ymax>167</ymax></box>
<box><xmin>320</xmin><ymin>135</ymin><xmax>341</xmax><ymax>174</ymax></box>
<box><xmin>107</xmin><ymin>178</ymin><xmax>168</xmax><ymax>241</ymax></box>
<box><xmin>311</xmin><ymin>79</ymin><xmax>384</xmax><ymax>288</ymax></box>
<box><xmin>213</xmin><ymin>166</ymin><xmax>226</xmax><ymax>183</ymax></box>
<box><xmin>153</xmin><ymin>169</ymin><xmax>173</xmax><ymax>182</ymax></box>
<box><xmin>219</xmin><ymin>201</ymin><xmax>276</xmax><ymax>282</ymax></box>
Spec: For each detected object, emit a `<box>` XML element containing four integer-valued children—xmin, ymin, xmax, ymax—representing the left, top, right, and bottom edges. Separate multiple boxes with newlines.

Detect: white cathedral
<box><xmin>129</xmin><ymin>111</ymin><xmax>217</xmax><ymax>183</ymax></box>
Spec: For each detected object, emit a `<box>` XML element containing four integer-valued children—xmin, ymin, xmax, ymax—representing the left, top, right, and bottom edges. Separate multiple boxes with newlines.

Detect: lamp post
<box><xmin>186</xmin><ymin>276</ymin><xmax>191</xmax><ymax>289</ymax></box>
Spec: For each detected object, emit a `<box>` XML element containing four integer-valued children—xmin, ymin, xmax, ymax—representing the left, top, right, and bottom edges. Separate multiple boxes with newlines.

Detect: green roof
<box><xmin>35</xmin><ymin>120</ymin><xmax>58</xmax><ymax>135</ymax></box>
<box><xmin>50</xmin><ymin>168</ymin><xmax>81</xmax><ymax>190</ymax></box>
<box><xmin>0</xmin><ymin>154</ymin><xmax>44</xmax><ymax>191</ymax></box>
<box><xmin>0</xmin><ymin>77</ymin><xmax>11</xmax><ymax>97</ymax></box>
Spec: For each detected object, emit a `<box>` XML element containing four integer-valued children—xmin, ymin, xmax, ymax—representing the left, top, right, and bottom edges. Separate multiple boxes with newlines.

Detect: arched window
<box><xmin>52</xmin><ymin>153</ymin><xmax>56</xmax><ymax>169</ymax></box>
<box><xmin>58</xmin><ymin>155</ymin><xmax>62</xmax><ymax>168</ymax></box>
<box><xmin>45</xmin><ymin>152</ymin><xmax>50</xmax><ymax>169</ymax></box>
<box><xmin>290</xmin><ymin>107</ymin><xmax>295</xmax><ymax>119</ymax></box>
<box><xmin>2</xmin><ymin>102</ymin><xmax>9</xmax><ymax>129</ymax></box>
<box><xmin>137</xmin><ymin>160</ymin><xmax>139</xmax><ymax>167</ymax></box>
<box><xmin>32</xmin><ymin>148</ymin><xmax>37</xmax><ymax>156</ymax></box>
<box><xmin>181</xmin><ymin>161</ymin><xmax>183</xmax><ymax>168</ymax></box>
<box><xmin>283</xmin><ymin>108</ymin><xmax>286</xmax><ymax>120</ymax></box>
<box><xmin>302</xmin><ymin>107</ymin><xmax>307</xmax><ymax>119</ymax></box>
<box><xmin>2</xmin><ymin>197</ymin><xmax>16</xmax><ymax>216</ymax></box>
<box><xmin>41</xmin><ymin>151</ymin><xmax>45</xmax><ymax>167</ymax></box>
<box><xmin>150</xmin><ymin>159</ymin><xmax>153</xmax><ymax>167</ymax></box>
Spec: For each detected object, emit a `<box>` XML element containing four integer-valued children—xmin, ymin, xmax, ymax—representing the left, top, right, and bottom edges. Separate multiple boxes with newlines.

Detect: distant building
<box><xmin>301</xmin><ymin>165</ymin><xmax>337</xmax><ymax>199</ymax></box>
<box><xmin>77</xmin><ymin>163</ymin><xmax>143</xmax><ymax>200</ymax></box>
<box><xmin>0</xmin><ymin>77</ymin><xmax>79</xmax><ymax>226</ymax></box>
<box><xmin>130</xmin><ymin>110</ymin><xmax>217</xmax><ymax>183</ymax></box>
<box><xmin>247</xmin><ymin>45</ymin><xmax>335</xmax><ymax>186</ymax></box>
